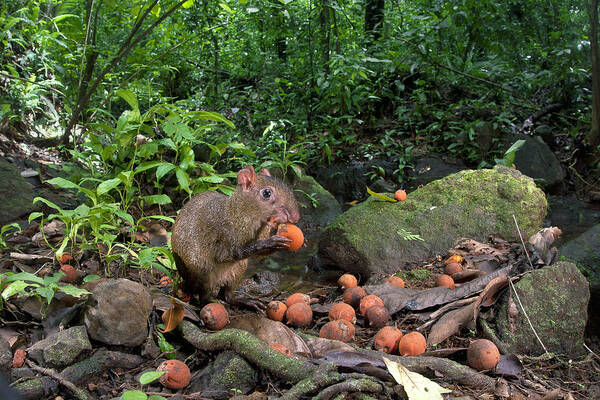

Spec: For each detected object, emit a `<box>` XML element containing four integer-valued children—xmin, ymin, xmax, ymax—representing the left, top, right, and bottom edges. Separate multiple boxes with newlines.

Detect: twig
<box><xmin>584</xmin><ymin>343</ymin><xmax>600</xmax><ymax>361</ymax></box>
<box><xmin>25</xmin><ymin>359</ymin><xmax>89</xmax><ymax>400</ymax></box>
<box><xmin>513</xmin><ymin>214</ymin><xmax>534</xmax><ymax>270</ymax></box>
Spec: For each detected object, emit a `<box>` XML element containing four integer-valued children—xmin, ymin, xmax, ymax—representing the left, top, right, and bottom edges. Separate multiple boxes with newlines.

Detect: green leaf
<box><xmin>116</xmin><ymin>89</ymin><xmax>139</xmax><ymax>113</ymax></box>
<box><xmin>189</xmin><ymin>111</ymin><xmax>235</xmax><ymax>128</ymax></box>
<box><xmin>2</xmin><ymin>281</ymin><xmax>35</xmax><ymax>300</ymax></box>
<box><xmin>83</xmin><ymin>275</ymin><xmax>102</xmax><ymax>283</ymax></box>
<box><xmin>182</xmin><ymin>0</ymin><xmax>195</xmax><ymax>8</ymax></box>
<box><xmin>3</xmin><ymin>272</ymin><xmax>45</xmax><ymax>285</ymax></box>
<box><xmin>156</xmin><ymin>331</ymin><xmax>176</xmax><ymax>358</ymax></box>
<box><xmin>120</xmin><ymin>390</ymin><xmax>147</xmax><ymax>400</ymax></box>
<box><xmin>156</xmin><ymin>164</ymin><xmax>176</xmax><ymax>181</ymax></box>
<box><xmin>139</xmin><ymin>370</ymin><xmax>165</xmax><ymax>385</ymax></box>
<box><xmin>36</xmin><ymin>286</ymin><xmax>55</xmax><ymax>305</ymax></box>
<box><xmin>50</xmin><ymin>14</ymin><xmax>78</xmax><ymax>23</ymax></box>
<box><xmin>175</xmin><ymin>168</ymin><xmax>191</xmax><ymax>194</ymax></box>
<box><xmin>366</xmin><ymin>187</ymin><xmax>396</xmax><ymax>202</ymax></box>
<box><xmin>148</xmin><ymin>396</ymin><xmax>168</xmax><ymax>400</ymax></box>
<box><xmin>219</xmin><ymin>3</ymin><xmax>234</xmax><ymax>14</ymax></box>
<box><xmin>45</xmin><ymin>177</ymin><xmax>81</xmax><ymax>190</ymax></box>
<box><xmin>141</xmin><ymin>195</ymin><xmax>172</xmax><ymax>205</ymax></box>
<box><xmin>97</xmin><ymin>178</ymin><xmax>122</xmax><ymax>196</ymax></box>
<box><xmin>58</xmin><ymin>285</ymin><xmax>90</xmax><ymax>298</ymax></box>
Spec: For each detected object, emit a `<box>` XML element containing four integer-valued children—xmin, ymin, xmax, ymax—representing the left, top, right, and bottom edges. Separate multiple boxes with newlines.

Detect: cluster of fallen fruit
<box><xmin>150</xmin><ymin>236</ymin><xmax>504</xmax><ymax>392</ymax></box>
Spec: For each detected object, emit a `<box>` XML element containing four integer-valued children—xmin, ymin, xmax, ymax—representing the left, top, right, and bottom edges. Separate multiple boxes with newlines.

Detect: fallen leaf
<box><xmin>427</xmin><ymin>302</ymin><xmax>477</xmax><ymax>346</ymax></box>
<box><xmin>159</xmin><ymin>297</ymin><xmax>185</xmax><ymax>333</ymax></box>
<box><xmin>382</xmin><ymin>357</ymin><xmax>452</xmax><ymax>400</ymax></box>
<box><xmin>495</xmin><ymin>354</ymin><xmax>523</xmax><ymax>378</ymax></box>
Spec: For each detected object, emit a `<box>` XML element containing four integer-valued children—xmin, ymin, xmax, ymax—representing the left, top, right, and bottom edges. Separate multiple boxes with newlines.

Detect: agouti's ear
<box><xmin>259</xmin><ymin>168</ymin><xmax>271</xmax><ymax>177</ymax></box>
<box><xmin>238</xmin><ymin>165</ymin><xmax>256</xmax><ymax>191</ymax></box>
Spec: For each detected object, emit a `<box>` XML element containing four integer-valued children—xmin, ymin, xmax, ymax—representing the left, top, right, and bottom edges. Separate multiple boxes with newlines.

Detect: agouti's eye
<box><xmin>261</xmin><ymin>188</ymin><xmax>272</xmax><ymax>199</ymax></box>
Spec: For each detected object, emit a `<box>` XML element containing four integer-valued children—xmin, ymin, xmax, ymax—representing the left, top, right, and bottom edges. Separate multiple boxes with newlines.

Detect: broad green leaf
<box><xmin>175</xmin><ymin>168</ymin><xmax>191</xmax><ymax>194</ymax></box>
<box><xmin>182</xmin><ymin>0</ymin><xmax>195</xmax><ymax>8</ymax></box>
<box><xmin>36</xmin><ymin>286</ymin><xmax>55</xmax><ymax>305</ymax></box>
<box><xmin>58</xmin><ymin>285</ymin><xmax>90</xmax><ymax>298</ymax></box>
<box><xmin>135</xmin><ymin>161</ymin><xmax>164</xmax><ymax>174</ymax></box>
<box><xmin>50</xmin><ymin>14</ymin><xmax>77</xmax><ymax>23</ymax></box>
<box><xmin>97</xmin><ymin>178</ymin><xmax>122</xmax><ymax>196</ymax></box>
<box><xmin>3</xmin><ymin>272</ymin><xmax>45</xmax><ymax>284</ymax></box>
<box><xmin>156</xmin><ymin>331</ymin><xmax>176</xmax><ymax>359</ymax></box>
<box><xmin>142</xmin><ymin>195</ymin><xmax>172</xmax><ymax>205</ymax></box>
<box><xmin>2</xmin><ymin>281</ymin><xmax>35</xmax><ymax>300</ymax></box>
<box><xmin>139</xmin><ymin>371</ymin><xmax>165</xmax><ymax>385</ymax></box>
<box><xmin>197</xmin><ymin>175</ymin><xmax>224</xmax><ymax>183</ymax></box>
<box><xmin>120</xmin><ymin>390</ymin><xmax>147</xmax><ymax>400</ymax></box>
<box><xmin>148</xmin><ymin>396</ymin><xmax>168</xmax><ymax>400</ymax></box>
<box><xmin>156</xmin><ymin>164</ymin><xmax>176</xmax><ymax>181</ymax></box>
<box><xmin>83</xmin><ymin>275</ymin><xmax>102</xmax><ymax>283</ymax></box>
<box><xmin>219</xmin><ymin>3</ymin><xmax>234</xmax><ymax>14</ymax></box>
<box><xmin>45</xmin><ymin>177</ymin><xmax>81</xmax><ymax>190</ymax></box>
<box><xmin>28</xmin><ymin>212</ymin><xmax>44</xmax><ymax>222</ymax></box>
<box><xmin>382</xmin><ymin>357</ymin><xmax>451</xmax><ymax>400</ymax></box>
<box><xmin>366</xmin><ymin>187</ymin><xmax>396</xmax><ymax>202</ymax></box>
<box><xmin>116</xmin><ymin>89</ymin><xmax>139</xmax><ymax>113</ymax></box>
<box><xmin>190</xmin><ymin>111</ymin><xmax>235</xmax><ymax>128</ymax></box>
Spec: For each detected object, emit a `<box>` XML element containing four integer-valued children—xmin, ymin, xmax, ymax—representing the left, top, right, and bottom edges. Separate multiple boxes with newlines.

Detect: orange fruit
<box><xmin>285</xmin><ymin>302</ymin><xmax>313</xmax><ymax>327</ymax></box>
<box><xmin>444</xmin><ymin>254</ymin><xmax>464</xmax><ymax>264</ymax></box>
<box><xmin>59</xmin><ymin>265</ymin><xmax>78</xmax><ymax>283</ymax></box>
<box><xmin>328</xmin><ymin>303</ymin><xmax>356</xmax><ymax>323</ymax></box>
<box><xmin>319</xmin><ymin>320</ymin><xmax>355</xmax><ymax>343</ymax></box>
<box><xmin>385</xmin><ymin>276</ymin><xmax>405</xmax><ymax>288</ymax></box>
<box><xmin>342</xmin><ymin>286</ymin><xmax>367</xmax><ymax>308</ymax></box>
<box><xmin>337</xmin><ymin>273</ymin><xmax>358</xmax><ymax>289</ymax></box>
<box><xmin>200</xmin><ymin>303</ymin><xmax>229</xmax><ymax>330</ymax></box>
<box><xmin>467</xmin><ymin>339</ymin><xmax>500</xmax><ymax>371</ymax></box>
<box><xmin>366</xmin><ymin>305</ymin><xmax>390</xmax><ymax>329</ymax></box>
<box><xmin>436</xmin><ymin>274</ymin><xmax>455</xmax><ymax>289</ymax></box>
<box><xmin>394</xmin><ymin>189</ymin><xmax>407</xmax><ymax>201</ymax></box>
<box><xmin>157</xmin><ymin>359</ymin><xmax>191</xmax><ymax>389</ymax></box>
<box><xmin>359</xmin><ymin>294</ymin><xmax>384</xmax><ymax>316</ymax></box>
<box><xmin>398</xmin><ymin>331</ymin><xmax>426</xmax><ymax>356</ymax></box>
<box><xmin>277</xmin><ymin>223</ymin><xmax>304</xmax><ymax>251</ymax></box>
<box><xmin>374</xmin><ymin>326</ymin><xmax>403</xmax><ymax>354</ymax></box>
<box><xmin>267</xmin><ymin>301</ymin><xmax>287</xmax><ymax>322</ymax></box>
<box><xmin>444</xmin><ymin>263</ymin><xmax>463</xmax><ymax>275</ymax></box>
<box><xmin>285</xmin><ymin>292</ymin><xmax>311</xmax><ymax>308</ymax></box>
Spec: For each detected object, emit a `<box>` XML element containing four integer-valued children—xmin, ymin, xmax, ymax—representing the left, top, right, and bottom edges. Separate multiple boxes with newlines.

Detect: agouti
<box><xmin>171</xmin><ymin>165</ymin><xmax>300</xmax><ymax>307</ymax></box>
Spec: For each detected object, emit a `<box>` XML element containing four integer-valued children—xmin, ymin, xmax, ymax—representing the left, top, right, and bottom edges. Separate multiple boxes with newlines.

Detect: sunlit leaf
<box><xmin>383</xmin><ymin>357</ymin><xmax>451</xmax><ymax>400</ymax></box>
<box><xmin>366</xmin><ymin>187</ymin><xmax>396</xmax><ymax>202</ymax></box>
<box><xmin>159</xmin><ymin>297</ymin><xmax>185</xmax><ymax>333</ymax></box>
<box><xmin>139</xmin><ymin>370</ymin><xmax>165</xmax><ymax>385</ymax></box>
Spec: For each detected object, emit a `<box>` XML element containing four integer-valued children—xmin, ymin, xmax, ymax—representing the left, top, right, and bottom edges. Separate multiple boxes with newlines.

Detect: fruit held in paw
<box><xmin>398</xmin><ymin>331</ymin><xmax>426</xmax><ymax>356</ymax></box>
<box><xmin>436</xmin><ymin>274</ymin><xmax>455</xmax><ymax>289</ymax></box>
<box><xmin>267</xmin><ymin>301</ymin><xmax>287</xmax><ymax>322</ymax></box>
<box><xmin>359</xmin><ymin>294</ymin><xmax>384</xmax><ymax>315</ymax></box>
<box><xmin>269</xmin><ymin>343</ymin><xmax>293</xmax><ymax>356</ymax></box>
<box><xmin>199</xmin><ymin>303</ymin><xmax>229</xmax><ymax>330</ymax></box>
<box><xmin>374</xmin><ymin>326</ymin><xmax>403</xmax><ymax>354</ymax></box>
<box><xmin>157</xmin><ymin>359</ymin><xmax>191</xmax><ymax>389</ymax></box>
<box><xmin>467</xmin><ymin>339</ymin><xmax>500</xmax><ymax>371</ymax></box>
<box><xmin>342</xmin><ymin>286</ymin><xmax>366</xmax><ymax>308</ymax></box>
<box><xmin>286</xmin><ymin>302</ymin><xmax>313</xmax><ymax>327</ymax></box>
<box><xmin>366</xmin><ymin>305</ymin><xmax>391</xmax><ymax>328</ymax></box>
<box><xmin>444</xmin><ymin>263</ymin><xmax>463</xmax><ymax>275</ymax></box>
<box><xmin>328</xmin><ymin>302</ymin><xmax>356</xmax><ymax>323</ymax></box>
<box><xmin>285</xmin><ymin>292</ymin><xmax>311</xmax><ymax>307</ymax></box>
<box><xmin>319</xmin><ymin>320</ymin><xmax>355</xmax><ymax>342</ymax></box>
<box><xmin>277</xmin><ymin>223</ymin><xmax>304</xmax><ymax>251</ymax></box>
<box><xmin>385</xmin><ymin>276</ymin><xmax>405</xmax><ymax>288</ymax></box>
<box><xmin>338</xmin><ymin>273</ymin><xmax>358</xmax><ymax>289</ymax></box>
<box><xmin>394</xmin><ymin>189</ymin><xmax>407</xmax><ymax>201</ymax></box>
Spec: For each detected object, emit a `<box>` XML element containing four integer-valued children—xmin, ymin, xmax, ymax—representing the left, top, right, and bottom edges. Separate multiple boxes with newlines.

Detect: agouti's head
<box><xmin>236</xmin><ymin>165</ymin><xmax>300</xmax><ymax>228</ymax></box>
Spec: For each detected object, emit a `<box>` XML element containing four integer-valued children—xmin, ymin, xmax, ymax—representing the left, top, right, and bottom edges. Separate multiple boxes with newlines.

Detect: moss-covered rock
<box><xmin>26</xmin><ymin>325</ymin><xmax>92</xmax><ymax>368</ymax></box>
<box><xmin>318</xmin><ymin>165</ymin><xmax>547</xmax><ymax>275</ymax></box>
<box><xmin>0</xmin><ymin>161</ymin><xmax>34</xmax><ymax>224</ymax></box>
<box><xmin>190</xmin><ymin>351</ymin><xmax>258</xmax><ymax>399</ymax></box>
<box><xmin>494</xmin><ymin>262</ymin><xmax>589</xmax><ymax>357</ymax></box>
<box><xmin>559</xmin><ymin>224</ymin><xmax>600</xmax><ymax>289</ymax></box>
<box><xmin>292</xmin><ymin>174</ymin><xmax>342</xmax><ymax>236</ymax></box>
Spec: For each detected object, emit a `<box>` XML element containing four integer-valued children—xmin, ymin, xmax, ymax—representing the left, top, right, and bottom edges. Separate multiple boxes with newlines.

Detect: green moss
<box><xmin>399</xmin><ymin>269</ymin><xmax>432</xmax><ymax>281</ymax></box>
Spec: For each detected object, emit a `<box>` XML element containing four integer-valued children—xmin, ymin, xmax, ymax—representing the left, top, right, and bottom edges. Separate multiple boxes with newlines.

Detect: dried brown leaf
<box><xmin>427</xmin><ymin>302</ymin><xmax>477</xmax><ymax>346</ymax></box>
<box><xmin>160</xmin><ymin>297</ymin><xmax>185</xmax><ymax>333</ymax></box>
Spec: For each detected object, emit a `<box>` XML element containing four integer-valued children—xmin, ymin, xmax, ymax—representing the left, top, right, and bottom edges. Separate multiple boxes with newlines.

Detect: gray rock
<box><xmin>318</xmin><ymin>166</ymin><xmax>547</xmax><ymax>275</ymax></box>
<box><xmin>84</xmin><ymin>279</ymin><xmax>152</xmax><ymax>347</ymax></box>
<box><xmin>0</xmin><ymin>336</ymin><xmax>11</xmax><ymax>374</ymax></box>
<box><xmin>26</xmin><ymin>326</ymin><xmax>91</xmax><ymax>369</ymax></box>
<box><xmin>494</xmin><ymin>262</ymin><xmax>589</xmax><ymax>356</ymax></box>
<box><xmin>408</xmin><ymin>154</ymin><xmax>466</xmax><ymax>188</ymax></box>
<box><xmin>292</xmin><ymin>174</ymin><xmax>342</xmax><ymax>236</ymax></box>
<box><xmin>559</xmin><ymin>224</ymin><xmax>600</xmax><ymax>288</ymax></box>
<box><xmin>190</xmin><ymin>351</ymin><xmax>258</xmax><ymax>399</ymax></box>
<box><xmin>505</xmin><ymin>135</ymin><xmax>565</xmax><ymax>189</ymax></box>
<box><xmin>0</xmin><ymin>161</ymin><xmax>34</xmax><ymax>224</ymax></box>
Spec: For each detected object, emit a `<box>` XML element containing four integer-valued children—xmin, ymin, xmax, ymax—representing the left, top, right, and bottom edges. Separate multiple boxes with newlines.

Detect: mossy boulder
<box><xmin>559</xmin><ymin>224</ymin><xmax>600</xmax><ymax>290</ymax></box>
<box><xmin>0</xmin><ymin>161</ymin><xmax>34</xmax><ymax>224</ymax></box>
<box><xmin>190</xmin><ymin>351</ymin><xmax>258</xmax><ymax>398</ymax></box>
<box><xmin>318</xmin><ymin>166</ymin><xmax>547</xmax><ymax>275</ymax></box>
<box><xmin>292</xmin><ymin>174</ymin><xmax>342</xmax><ymax>236</ymax></box>
<box><xmin>494</xmin><ymin>262</ymin><xmax>589</xmax><ymax>356</ymax></box>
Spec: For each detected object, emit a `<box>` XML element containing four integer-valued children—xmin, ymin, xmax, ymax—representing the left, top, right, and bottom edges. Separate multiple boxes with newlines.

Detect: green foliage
<box><xmin>496</xmin><ymin>140</ymin><xmax>526</xmax><ymax>167</ymax></box>
<box><xmin>396</xmin><ymin>228</ymin><xmax>425</xmax><ymax>242</ymax></box>
<box><xmin>0</xmin><ymin>223</ymin><xmax>21</xmax><ymax>250</ymax></box>
<box><xmin>0</xmin><ymin>271</ymin><xmax>89</xmax><ymax>315</ymax></box>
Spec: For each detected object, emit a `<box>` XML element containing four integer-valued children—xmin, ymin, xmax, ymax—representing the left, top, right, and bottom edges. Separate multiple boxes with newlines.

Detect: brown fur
<box><xmin>171</xmin><ymin>166</ymin><xmax>300</xmax><ymax>303</ymax></box>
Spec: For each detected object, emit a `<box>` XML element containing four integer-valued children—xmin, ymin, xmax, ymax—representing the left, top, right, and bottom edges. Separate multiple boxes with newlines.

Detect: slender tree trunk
<box><xmin>365</xmin><ymin>0</ymin><xmax>384</xmax><ymax>45</ymax></box>
<box><xmin>320</xmin><ymin>0</ymin><xmax>331</xmax><ymax>73</ymax></box>
<box><xmin>589</xmin><ymin>0</ymin><xmax>600</xmax><ymax>147</ymax></box>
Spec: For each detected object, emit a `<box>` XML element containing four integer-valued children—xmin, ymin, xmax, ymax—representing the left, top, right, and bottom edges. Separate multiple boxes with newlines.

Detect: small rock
<box><xmin>190</xmin><ymin>351</ymin><xmax>258</xmax><ymax>399</ymax></box>
<box><xmin>26</xmin><ymin>326</ymin><xmax>91</xmax><ymax>368</ymax></box>
<box><xmin>84</xmin><ymin>279</ymin><xmax>152</xmax><ymax>347</ymax></box>
<box><xmin>0</xmin><ymin>336</ymin><xmax>12</xmax><ymax>374</ymax></box>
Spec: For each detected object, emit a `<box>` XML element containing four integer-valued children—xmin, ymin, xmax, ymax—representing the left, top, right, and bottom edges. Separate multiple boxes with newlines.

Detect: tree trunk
<box><xmin>589</xmin><ymin>0</ymin><xmax>600</xmax><ymax>147</ymax></box>
<box><xmin>320</xmin><ymin>0</ymin><xmax>331</xmax><ymax>73</ymax></box>
<box><xmin>365</xmin><ymin>0</ymin><xmax>385</xmax><ymax>44</ymax></box>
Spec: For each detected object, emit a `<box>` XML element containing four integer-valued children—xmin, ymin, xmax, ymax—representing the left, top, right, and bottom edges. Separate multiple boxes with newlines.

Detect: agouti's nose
<box><xmin>288</xmin><ymin>208</ymin><xmax>300</xmax><ymax>223</ymax></box>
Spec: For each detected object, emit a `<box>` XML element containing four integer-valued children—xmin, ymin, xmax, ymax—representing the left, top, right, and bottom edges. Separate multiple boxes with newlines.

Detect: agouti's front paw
<box><xmin>268</xmin><ymin>234</ymin><xmax>293</xmax><ymax>249</ymax></box>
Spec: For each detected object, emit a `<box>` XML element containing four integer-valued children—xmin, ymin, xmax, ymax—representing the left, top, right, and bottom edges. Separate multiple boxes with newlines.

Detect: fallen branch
<box><xmin>22</xmin><ymin>359</ymin><xmax>89</xmax><ymax>400</ymax></box>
